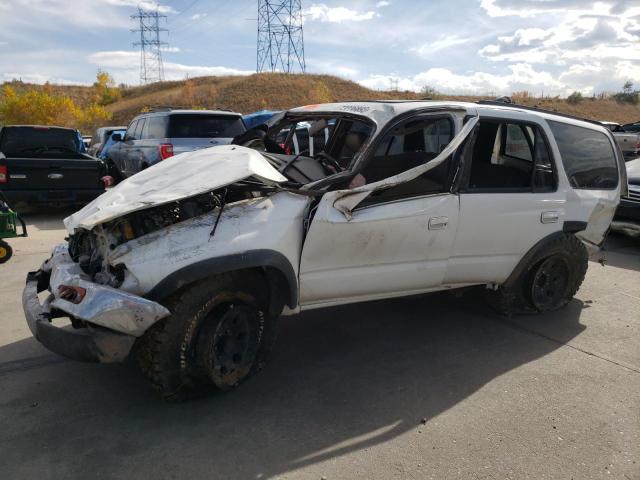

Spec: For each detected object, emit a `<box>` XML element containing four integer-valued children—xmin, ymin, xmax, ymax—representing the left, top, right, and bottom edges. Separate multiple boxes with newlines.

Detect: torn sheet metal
<box><xmin>333</xmin><ymin>115</ymin><xmax>479</xmax><ymax>219</ymax></box>
<box><xmin>64</xmin><ymin>145</ymin><xmax>287</xmax><ymax>232</ymax></box>
<box><xmin>45</xmin><ymin>245</ymin><xmax>170</xmax><ymax>336</ymax></box>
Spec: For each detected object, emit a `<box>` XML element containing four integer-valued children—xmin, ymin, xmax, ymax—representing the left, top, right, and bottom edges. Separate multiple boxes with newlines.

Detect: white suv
<box><xmin>23</xmin><ymin>101</ymin><xmax>627</xmax><ymax>400</ymax></box>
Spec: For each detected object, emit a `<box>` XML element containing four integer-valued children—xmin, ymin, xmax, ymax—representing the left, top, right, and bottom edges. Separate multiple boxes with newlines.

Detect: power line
<box><xmin>257</xmin><ymin>0</ymin><xmax>306</xmax><ymax>73</ymax></box>
<box><xmin>131</xmin><ymin>7</ymin><xmax>169</xmax><ymax>84</ymax></box>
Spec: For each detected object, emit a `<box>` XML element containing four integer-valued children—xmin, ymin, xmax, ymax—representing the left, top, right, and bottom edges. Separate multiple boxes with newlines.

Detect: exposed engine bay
<box><xmin>67</xmin><ymin>180</ymin><xmax>285</xmax><ymax>286</ymax></box>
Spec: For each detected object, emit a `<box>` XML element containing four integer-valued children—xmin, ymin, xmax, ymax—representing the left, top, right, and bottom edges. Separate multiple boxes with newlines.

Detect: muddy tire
<box><xmin>488</xmin><ymin>234</ymin><xmax>588</xmax><ymax>314</ymax></box>
<box><xmin>136</xmin><ymin>271</ymin><xmax>277</xmax><ymax>401</ymax></box>
<box><xmin>0</xmin><ymin>240</ymin><xmax>13</xmax><ymax>264</ymax></box>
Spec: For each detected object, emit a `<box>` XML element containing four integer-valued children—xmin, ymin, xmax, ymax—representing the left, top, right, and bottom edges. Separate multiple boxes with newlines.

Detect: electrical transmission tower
<box><xmin>257</xmin><ymin>0</ymin><xmax>306</xmax><ymax>74</ymax></box>
<box><xmin>131</xmin><ymin>8</ymin><xmax>168</xmax><ymax>84</ymax></box>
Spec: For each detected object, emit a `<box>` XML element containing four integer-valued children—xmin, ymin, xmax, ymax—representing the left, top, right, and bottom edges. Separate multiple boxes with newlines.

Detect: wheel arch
<box><xmin>502</xmin><ymin>230</ymin><xmax>582</xmax><ymax>289</ymax></box>
<box><xmin>145</xmin><ymin>249</ymin><xmax>298</xmax><ymax>312</ymax></box>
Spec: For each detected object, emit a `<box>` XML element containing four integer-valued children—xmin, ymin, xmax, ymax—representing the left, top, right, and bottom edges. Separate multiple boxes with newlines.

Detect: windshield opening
<box><xmin>235</xmin><ymin>114</ymin><xmax>374</xmax><ymax>185</ymax></box>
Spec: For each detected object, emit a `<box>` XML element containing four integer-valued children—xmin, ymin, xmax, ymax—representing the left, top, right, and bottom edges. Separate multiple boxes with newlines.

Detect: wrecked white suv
<box><xmin>23</xmin><ymin>101</ymin><xmax>627</xmax><ymax>400</ymax></box>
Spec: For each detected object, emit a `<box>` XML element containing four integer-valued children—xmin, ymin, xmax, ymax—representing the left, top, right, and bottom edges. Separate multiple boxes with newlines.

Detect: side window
<box><xmin>548</xmin><ymin>121</ymin><xmax>618</xmax><ymax>189</ymax></box>
<box><xmin>125</xmin><ymin>120</ymin><xmax>138</xmax><ymax>141</ymax></box>
<box><xmin>360</xmin><ymin>116</ymin><xmax>454</xmax><ymax>205</ymax></box>
<box><xmin>133</xmin><ymin>118</ymin><xmax>146</xmax><ymax>140</ymax></box>
<box><xmin>465</xmin><ymin>120</ymin><xmax>555</xmax><ymax>192</ymax></box>
<box><xmin>147</xmin><ymin>116</ymin><xmax>167</xmax><ymax>139</ymax></box>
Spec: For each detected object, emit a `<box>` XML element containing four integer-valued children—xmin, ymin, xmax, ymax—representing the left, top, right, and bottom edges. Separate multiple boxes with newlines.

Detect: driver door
<box><xmin>298</xmin><ymin>114</ymin><xmax>461</xmax><ymax>308</ymax></box>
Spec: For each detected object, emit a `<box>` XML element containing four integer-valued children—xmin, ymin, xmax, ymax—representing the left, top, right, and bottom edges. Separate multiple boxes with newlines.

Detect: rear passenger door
<box><xmin>447</xmin><ymin>114</ymin><xmax>566</xmax><ymax>285</ymax></box>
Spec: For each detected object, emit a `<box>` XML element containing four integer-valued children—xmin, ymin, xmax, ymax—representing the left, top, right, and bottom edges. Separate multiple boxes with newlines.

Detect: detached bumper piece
<box><xmin>23</xmin><ymin>271</ymin><xmax>136</xmax><ymax>363</ymax></box>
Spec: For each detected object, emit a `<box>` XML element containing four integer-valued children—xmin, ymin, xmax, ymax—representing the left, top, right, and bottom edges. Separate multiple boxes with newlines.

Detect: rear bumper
<box><xmin>1</xmin><ymin>188</ymin><xmax>104</xmax><ymax>206</ymax></box>
<box><xmin>23</xmin><ymin>271</ymin><xmax>137</xmax><ymax>363</ymax></box>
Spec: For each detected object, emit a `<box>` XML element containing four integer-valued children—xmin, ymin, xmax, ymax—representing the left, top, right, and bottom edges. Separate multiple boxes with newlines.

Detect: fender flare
<box><xmin>502</xmin><ymin>228</ymin><xmax>582</xmax><ymax>288</ymax></box>
<box><xmin>145</xmin><ymin>249</ymin><xmax>298</xmax><ymax>309</ymax></box>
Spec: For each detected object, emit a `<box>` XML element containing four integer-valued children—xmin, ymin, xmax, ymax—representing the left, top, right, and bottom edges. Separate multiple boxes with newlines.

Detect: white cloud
<box><xmin>376</xmin><ymin>1</ymin><xmax>391</xmax><ymax>7</ymax></box>
<box><xmin>410</xmin><ymin>35</ymin><xmax>471</xmax><ymax>57</ymax></box>
<box><xmin>305</xmin><ymin>4</ymin><xmax>377</xmax><ymax>23</ymax></box>
<box><xmin>161</xmin><ymin>46</ymin><xmax>180</xmax><ymax>53</ymax></box>
<box><xmin>2</xmin><ymin>72</ymin><xmax>89</xmax><ymax>85</ymax></box>
<box><xmin>191</xmin><ymin>13</ymin><xmax>207</xmax><ymax>20</ymax></box>
<box><xmin>359</xmin><ymin>63</ymin><xmax>566</xmax><ymax>95</ymax></box>
<box><xmin>88</xmin><ymin>50</ymin><xmax>254</xmax><ymax>84</ymax></box>
<box><xmin>105</xmin><ymin>0</ymin><xmax>176</xmax><ymax>14</ymax></box>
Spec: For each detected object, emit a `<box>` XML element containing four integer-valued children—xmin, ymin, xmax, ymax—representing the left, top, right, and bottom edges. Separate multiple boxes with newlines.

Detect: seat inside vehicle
<box><xmin>467</xmin><ymin>121</ymin><xmax>533</xmax><ymax>189</ymax></box>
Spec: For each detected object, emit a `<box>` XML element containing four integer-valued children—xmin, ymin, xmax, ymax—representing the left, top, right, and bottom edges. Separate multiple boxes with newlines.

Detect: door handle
<box><xmin>540</xmin><ymin>211</ymin><xmax>559</xmax><ymax>224</ymax></box>
<box><xmin>428</xmin><ymin>216</ymin><xmax>449</xmax><ymax>230</ymax></box>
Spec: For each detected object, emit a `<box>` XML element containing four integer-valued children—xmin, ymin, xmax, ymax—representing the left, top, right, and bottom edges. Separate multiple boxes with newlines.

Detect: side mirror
<box><xmin>111</xmin><ymin>133</ymin><xmax>123</xmax><ymax>142</ymax></box>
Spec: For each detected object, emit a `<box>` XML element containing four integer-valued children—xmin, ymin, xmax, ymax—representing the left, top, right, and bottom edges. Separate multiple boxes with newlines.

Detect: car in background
<box><xmin>242</xmin><ymin>110</ymin><xmax>279</xmax><ymax>129</ymax></box>
<box><xmin>105</xmin><ymin>109</ymin><xmax>246</xmax><ymax>178</ymax></box>
<box><xmin>88</xmin><ymin>125</ymin><xmax>127</xmax><ymax>157</ymax></box>
<box><xmin>601</xmin><ymin>121</ymin><xmax>640</xmax><ymax>160</ymax></box>
<box><xmin>0</xmin><ymin>125</ymin><xmax>107</xmax><ymax>208</ymax></box>
<box><xmin>612</xmin><ymin>157</ymin><xmax>640</xmax><ymax>237</ymax></box>
<box><xmin>622</xmin><ymin>121</ymin><xmax>640</xmax><ymax>133</ymax></box>
<box><xmin>98</xmin><ymin>129</ymin><xmax>126</xmax><ymax>160</ymax></box>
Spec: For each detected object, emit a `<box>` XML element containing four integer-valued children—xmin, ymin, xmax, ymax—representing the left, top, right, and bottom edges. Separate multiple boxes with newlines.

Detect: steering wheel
<box><xmin>315</xmin><ymin>152</ymin><xmax>343</xmax><ymax>174</ymax></box>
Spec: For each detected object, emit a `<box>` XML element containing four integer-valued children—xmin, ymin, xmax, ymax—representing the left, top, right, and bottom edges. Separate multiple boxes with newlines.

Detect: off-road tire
<box><xmin>0</xmin><ymin>240</ymin><xmax>13</xmax><ymax>264</ymax></box>
<box><xmin>488</xmin><ymin>234</ymin><xmax>588</xmax><ymax>315</ymax></box>
<box><xmin>136</xmin><ymin>271</ymin><xmax>277</xmax><ymax>401</ymax></box>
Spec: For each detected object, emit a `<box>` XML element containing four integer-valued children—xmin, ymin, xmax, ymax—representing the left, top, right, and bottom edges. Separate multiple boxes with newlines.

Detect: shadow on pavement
<box><xmin>600</xmin><ymin>233</ymin><xmax>640</xmax><ymax>272</ymax></box>
<box><xmin>0</xmin><ymin>292</ymin><xmax>586</xmax><ymax>479</ymax></box>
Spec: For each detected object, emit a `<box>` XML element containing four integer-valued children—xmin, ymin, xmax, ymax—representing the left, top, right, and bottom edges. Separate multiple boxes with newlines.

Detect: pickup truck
<box><xmin>601</xmin><ymin>121</ymin><xmax>640</xmax><ymax>160</ymax></box>
<box><xmin>0</xmin><ymin>125</ymin><xmax>107</xmax><ymax>208</ymax></box>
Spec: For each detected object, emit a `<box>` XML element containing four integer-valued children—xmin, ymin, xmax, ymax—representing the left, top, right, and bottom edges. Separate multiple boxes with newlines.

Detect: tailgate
<box><xmin>1</xmin><ymin>157</ymin><xmax>105</xmax><ymax>190</ymax></box>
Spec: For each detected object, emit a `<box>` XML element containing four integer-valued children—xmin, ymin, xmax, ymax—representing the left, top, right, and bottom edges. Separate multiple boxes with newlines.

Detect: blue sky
<box><xmin>0</xmin><ymin>0</ymin><xmax>639</xmax><ymax>95</ymax></box>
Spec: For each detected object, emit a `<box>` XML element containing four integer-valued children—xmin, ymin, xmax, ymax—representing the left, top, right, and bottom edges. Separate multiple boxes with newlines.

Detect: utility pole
<box><xmin>257</xmin><ymin>0</ymin><xmax>306</xmax><ymax>73</ymax></box>
<box><xmin>131</xmin><ymin>7</ymin><xmax>168</xmax><ymax>84</ymax></box>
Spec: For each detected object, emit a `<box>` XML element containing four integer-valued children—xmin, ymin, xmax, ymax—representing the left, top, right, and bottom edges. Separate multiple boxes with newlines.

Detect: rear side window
<box><xmin>168</xmin><ymin>114</ymin><xmax>246</xmax><ymax>138</ymax></box>
<box><xmin>548</xmin><ymin>121</ymin><xmax>618</xmax><ymax>190</ymax></box>
<box><xmin>147</xmin><ymin>116</ymin><xmax>168</xmax><ymax>139</ymax></box>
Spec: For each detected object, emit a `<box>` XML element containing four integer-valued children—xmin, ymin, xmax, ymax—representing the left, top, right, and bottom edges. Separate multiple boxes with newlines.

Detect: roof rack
<box><xmin>146</xmin><ymin>106</ymin><xmax>235</xmax><ymax>113</ymax></box>
<box><xmin>475</xmin><ymin>100</ymin><xmax>603</xmax><ymax>126</ymax></box>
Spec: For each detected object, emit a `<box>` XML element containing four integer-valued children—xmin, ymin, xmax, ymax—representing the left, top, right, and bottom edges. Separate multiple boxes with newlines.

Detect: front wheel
<box><xmin>488</xmin><ymin>234</ymin><xmax>588</xmax><ymax>314</ymax></box>
<box><xmin>135</xmin><ymin>271</ymin><xmax>277</xmax><ymax>401</ymax></box>
<box><xmin>0</xmin><ymin>240</ymin><xmax>13</xmax><ymax>264</ymax></box>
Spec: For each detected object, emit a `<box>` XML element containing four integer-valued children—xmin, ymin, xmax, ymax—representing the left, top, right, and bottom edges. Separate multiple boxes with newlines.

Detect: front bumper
<box><xmin>22</xmin><ymin>244</ymin><xmax>170</xmax><ymax>363</ymax></box>
<box><xmin>23</xmin><ymin>271</ymin><xmax>136</xmax><ymax>362</ymax></box>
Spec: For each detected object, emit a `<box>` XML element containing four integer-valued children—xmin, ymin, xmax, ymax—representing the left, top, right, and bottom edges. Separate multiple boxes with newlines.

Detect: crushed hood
<box><xmin>64</xmin><ymin>145</ymin><xmax>287</xmax><ymax>232</ymax></box>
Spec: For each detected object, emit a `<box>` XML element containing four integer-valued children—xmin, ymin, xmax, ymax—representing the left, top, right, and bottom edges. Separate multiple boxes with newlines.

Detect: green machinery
<box><xmin>0</xmin><ymin>192</ymin><xmax>27</xmax><ymax>264</ymax></box>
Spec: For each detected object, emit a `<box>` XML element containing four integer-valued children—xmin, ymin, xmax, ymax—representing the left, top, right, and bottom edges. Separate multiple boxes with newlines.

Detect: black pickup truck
<box><xmin>0</xmin><ymin>125</ymin><xmax>107</xmax><ymax>208</ymax></box>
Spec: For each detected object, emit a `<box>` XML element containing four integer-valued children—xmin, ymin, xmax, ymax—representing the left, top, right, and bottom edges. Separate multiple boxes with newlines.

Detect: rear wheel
<box><xmin>488</xmin><ymin>234</ymin><xmax>588</xmax><ymax>314</ymax></box>
<box><xmin>0</xmin><ymin>240</ymin><xmax>13</xmax><ymax>264</ymax></box>
<box><xmin>136</xmin><ymin>271</ymin><xmax>277</xmax><ymax>401</ymax></box>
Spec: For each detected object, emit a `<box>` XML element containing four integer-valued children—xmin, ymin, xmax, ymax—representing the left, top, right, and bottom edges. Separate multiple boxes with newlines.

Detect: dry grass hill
<box><xmin>5</xmin><ymin>73</ymin><xmax>640</xmax><ymax>129</ymax></box>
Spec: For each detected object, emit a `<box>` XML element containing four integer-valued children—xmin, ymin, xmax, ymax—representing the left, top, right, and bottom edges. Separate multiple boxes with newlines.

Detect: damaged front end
<box><xmin>22</xmin><ymin>145</ymin><xmax>307</xmax><ymax>363</ymax></box>
<box><xmin>23</xmin><ymin>245</ymin><xmax>171</xmax><ymax>363</ymax></box>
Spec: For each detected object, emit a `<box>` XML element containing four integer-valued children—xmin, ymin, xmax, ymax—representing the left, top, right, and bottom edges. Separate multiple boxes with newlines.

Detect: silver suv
<box><xmin>106</xmin><ymin>108</ymin><xmax>246</xmax><ymax>178</ymax></box>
